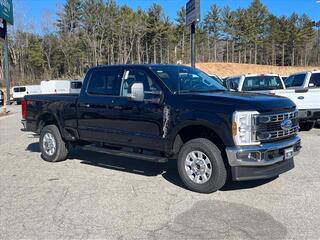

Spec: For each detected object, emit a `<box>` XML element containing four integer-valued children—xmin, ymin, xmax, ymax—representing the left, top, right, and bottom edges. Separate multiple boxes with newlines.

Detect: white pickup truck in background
<box><xmin>224</xmin><ymin>74</ymin><xmax>286</xmax><ymax>94</ymax></box>
<box><xmin>273</xmin><ymin>71</ymin><xmax>320</xmax><ymax>130</ymax></box>
<box><xmin>225</xmin><ymin>73</ymin><xmax>320</xmax><ymax>131</ymax></box>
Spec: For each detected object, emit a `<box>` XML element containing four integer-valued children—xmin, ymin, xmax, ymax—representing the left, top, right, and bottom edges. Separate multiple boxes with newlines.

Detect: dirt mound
<box><xmin>196</xmin><ymin>62</ymin><xmax>320</xmax><ymax>78</ymax></box>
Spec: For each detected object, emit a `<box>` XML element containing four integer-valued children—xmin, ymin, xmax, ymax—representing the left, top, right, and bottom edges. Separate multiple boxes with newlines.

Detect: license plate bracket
<box><xmin>284</xmin><ymin>147</ymin><xmax>294</xmax><ymax>160</ymax></box>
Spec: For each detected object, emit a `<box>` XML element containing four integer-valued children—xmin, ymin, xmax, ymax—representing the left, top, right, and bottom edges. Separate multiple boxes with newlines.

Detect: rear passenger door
<box><xmin>77</xmin><ymin>67</ymin><xmax>123</xmax><ymax>142</ymax></box>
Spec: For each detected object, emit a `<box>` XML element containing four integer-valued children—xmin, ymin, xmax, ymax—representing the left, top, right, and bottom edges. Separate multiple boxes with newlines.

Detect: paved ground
<box><xmin>1</xmin><ymin>105</ymin><xmax>320</xmax><ymax>239</ymax></box>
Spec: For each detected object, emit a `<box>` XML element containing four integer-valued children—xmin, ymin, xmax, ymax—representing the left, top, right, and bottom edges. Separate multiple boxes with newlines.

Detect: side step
<box><xmin>82</xmin><ymin>145</ymin><xmax>168</xmax><ymax>163</ymax></box>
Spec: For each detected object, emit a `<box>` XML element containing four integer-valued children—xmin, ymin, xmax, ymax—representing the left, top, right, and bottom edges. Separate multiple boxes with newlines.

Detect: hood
<box><xmin>180</xmin><ymin>91</ymin><xmax>296</xmax><ymax>113</ymax></box>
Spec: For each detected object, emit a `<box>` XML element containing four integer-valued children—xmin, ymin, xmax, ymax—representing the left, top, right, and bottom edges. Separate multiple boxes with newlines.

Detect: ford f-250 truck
<box><xmin>21</xmin><ymin>65</ymin><xmax>301</xmax><ymax>193</ymax></box>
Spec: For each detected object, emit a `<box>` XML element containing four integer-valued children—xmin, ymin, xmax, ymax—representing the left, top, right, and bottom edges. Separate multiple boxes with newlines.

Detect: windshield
<box><xmin>242</xmin><ymin>76</ymin><xmax>284</xmax><ymax>91</ymax></box>
<box><xmin>150</xmin><ymin>65</ymin><xmax>226</xmax><ymax>93</ymax></box>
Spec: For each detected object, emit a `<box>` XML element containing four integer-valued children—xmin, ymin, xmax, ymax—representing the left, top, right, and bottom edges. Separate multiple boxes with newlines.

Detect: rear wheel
<box><xmin>177</xmin><ymin>138</ymin><xmax>227</xmax><ymax>193</ymax></box>
<box><xmin>299</xmin><ymin>122</ymin><xmax>314</xmax><ymax>131</ymax></box>
<box><xmin>40</xmin><ymin>125</ymin><xmax>69</xmax><ymax>162</ymax></box>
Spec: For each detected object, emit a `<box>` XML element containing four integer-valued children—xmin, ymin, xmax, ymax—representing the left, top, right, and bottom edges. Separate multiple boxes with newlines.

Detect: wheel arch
<box><xmin>36</xmin><ymin>112</ymin><xmax>62</xmax><ymax>134</ymax></box>
<box><xmin>170</xmin><ymin>120</ymin><xmax>228</xmax><ymax>156</ymax></box>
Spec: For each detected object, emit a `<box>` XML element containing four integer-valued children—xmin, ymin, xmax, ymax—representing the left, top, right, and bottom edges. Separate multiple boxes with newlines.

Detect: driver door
<box><xmin>109</xmin><ymin>67</ymin><xmax>166</xmax><ymax>151</ymax></box>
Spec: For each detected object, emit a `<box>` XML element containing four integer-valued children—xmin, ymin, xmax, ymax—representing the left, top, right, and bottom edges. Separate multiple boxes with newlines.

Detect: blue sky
<box><xmin>13</xmin><ymin>0</ymin><xmax>320</xmax><ymax>33</ymax></box>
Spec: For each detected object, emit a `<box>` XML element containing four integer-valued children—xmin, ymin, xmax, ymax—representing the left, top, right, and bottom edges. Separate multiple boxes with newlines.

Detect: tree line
<box><xmin>1</xmin><ymin>0</ymin><xmax>319</xmax><ymax>86</ymax></box>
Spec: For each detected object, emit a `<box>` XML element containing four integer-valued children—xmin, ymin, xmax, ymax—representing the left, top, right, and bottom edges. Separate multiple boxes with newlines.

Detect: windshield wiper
<box><xmin>177</xmin><ymin>89</ymin><xmax>226</xmax><ymax>93</ymax></box>
<box><xmin>205</xmin><ymin>89</ymin><xmax>227</xmax><ymax>92</ymax></box>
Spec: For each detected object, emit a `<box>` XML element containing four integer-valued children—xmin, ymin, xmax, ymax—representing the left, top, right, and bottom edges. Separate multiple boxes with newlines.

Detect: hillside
<box><xmin>196</xmin><ymin>62</ymin><xmax>320</xmax><ymax>78</ymax></box>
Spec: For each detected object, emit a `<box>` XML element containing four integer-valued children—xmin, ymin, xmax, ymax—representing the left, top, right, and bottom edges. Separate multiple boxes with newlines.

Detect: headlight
<box><xmin>232</xmin><ymin>111</ymin><xmax>260</xmax><ymax>146</ymax></box>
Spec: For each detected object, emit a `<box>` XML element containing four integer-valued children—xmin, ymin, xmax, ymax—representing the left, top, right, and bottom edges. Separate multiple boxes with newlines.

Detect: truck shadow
<box><xmin>26</xmin><ymin>142</ymin><xmax>276</xmax><ymax>192</ymax></box>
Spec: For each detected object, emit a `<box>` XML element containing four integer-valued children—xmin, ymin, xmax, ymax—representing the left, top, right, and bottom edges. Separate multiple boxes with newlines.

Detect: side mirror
<box><xmin>130</xmin><ymin>82</ymin><xmax>144</xmax><ymax>101</ymax></box>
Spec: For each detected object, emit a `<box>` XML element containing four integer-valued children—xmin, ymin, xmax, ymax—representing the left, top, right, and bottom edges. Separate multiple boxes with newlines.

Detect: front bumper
<box><xmin>226</xmin><ymin>135</ymin><xmax>301</xmax><ymax>181</ymax></box>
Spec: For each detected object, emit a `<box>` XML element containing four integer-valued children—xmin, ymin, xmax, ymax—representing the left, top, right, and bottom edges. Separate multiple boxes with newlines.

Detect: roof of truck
<box><xmin>90</xmin><ymin>64</ymin><xmax>194</xmax><ymax>69</ymax></box>
<box><xmin>288</xmin><ymin>70</ymin><xmax>320</xmax><ymax>76</ymax></box>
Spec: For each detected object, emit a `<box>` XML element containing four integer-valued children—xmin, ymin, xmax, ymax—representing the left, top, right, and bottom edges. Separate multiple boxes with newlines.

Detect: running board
<box><xmin>82</xmin><ymin>145</ymin><xmax>168</xmax><ymax>163</ymax></box>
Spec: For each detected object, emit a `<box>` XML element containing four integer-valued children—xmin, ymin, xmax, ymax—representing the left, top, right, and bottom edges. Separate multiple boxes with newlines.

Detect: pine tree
<box><xmin>221</xmin><ymin>7</ymin><xmax>237</xmax><ymax>62</ymax></box>
<box><xmin>204</xmin><ymin>4</ymin><xmax>221</xmax><ymax>62</ymax></box>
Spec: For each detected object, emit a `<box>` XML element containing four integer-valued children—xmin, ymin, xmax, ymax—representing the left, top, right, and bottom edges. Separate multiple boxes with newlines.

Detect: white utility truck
<box><xmin>40</xmin><ymin>80</ymin><xmax>83</xmax><ymax>94</ymax></box>
<box><xmin>12</xmin><ymin>85</ymin><xmax>41</xmax><ymax>104</ymax></box>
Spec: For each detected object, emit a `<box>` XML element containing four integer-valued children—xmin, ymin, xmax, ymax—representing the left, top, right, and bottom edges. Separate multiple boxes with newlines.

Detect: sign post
<box><xmin>0</xmin><ymin>0</ymin><xmax>13</xmax><ymax>106</ymax></box>
<box><xmin>186</xmin><ymin>0</ymin><xmax>200</xmax><ymax>68</ymax></box>
<box><xmin>316</xmin><ymin>21</ymin><xmax>320</xmax><ymax>65</ymax></box>
<box><xmin>3</xmin><ymin>20</ymin><xmax>10</xmax><ymax>107</ymax></box>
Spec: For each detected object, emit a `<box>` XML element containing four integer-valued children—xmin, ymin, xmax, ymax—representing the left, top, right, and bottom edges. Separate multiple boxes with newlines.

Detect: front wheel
<box><xmin>40</xmin><ymin>125</ymin><xmax>69</xmax><ymax>162</ymax></box>
<box><xmin>177</xmin><ymin>138</ymin><xmax>227</xmax><ymax>193</ymax></box>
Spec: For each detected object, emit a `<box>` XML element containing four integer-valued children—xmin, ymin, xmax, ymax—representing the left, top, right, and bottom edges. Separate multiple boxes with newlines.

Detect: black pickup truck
<box><xmin>21</xmin><ymin>64</ymin><xmax>301</xmax><ymax>193</ymax></box>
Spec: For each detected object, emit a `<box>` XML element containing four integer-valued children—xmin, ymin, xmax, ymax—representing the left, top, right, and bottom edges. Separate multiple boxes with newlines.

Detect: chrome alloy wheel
<box><xmin>42</xmin><ymin>132</ymin><xmax>57</xmax><ymax>156</ymax></box>
<box><xmin>185</xmin><ymin>150</ymin><xmax>212</xmax><ymax>184</ymax></box>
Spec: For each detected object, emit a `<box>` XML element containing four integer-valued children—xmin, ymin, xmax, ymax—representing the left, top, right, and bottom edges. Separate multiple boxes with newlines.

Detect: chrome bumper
<box><xmin>226</xmin><ymin>135</ymin><xmax>301</xmax><ymax>167</ymax></box>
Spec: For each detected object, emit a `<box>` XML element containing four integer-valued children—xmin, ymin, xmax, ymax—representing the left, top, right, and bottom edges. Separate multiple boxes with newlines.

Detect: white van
<box><xmin>12</xmin><ymin>85</ymin><xmax>41</xmax><ymax>104</ymax></box>
<box><xmin>40</xmin><ymin>80</ymin><xmax>82</xmax><ymax>94</ymax></box>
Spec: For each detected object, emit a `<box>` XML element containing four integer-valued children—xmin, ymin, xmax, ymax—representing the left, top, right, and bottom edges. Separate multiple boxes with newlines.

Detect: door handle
<box><xmin>79</xmin><ymin>103</ymin><xmax>90</xmax><ymax>108</ymax></box>
<box><xmin>108</xmin><ymin>105</ymin><xmax>123</xmax><ymax>110</ymax></box>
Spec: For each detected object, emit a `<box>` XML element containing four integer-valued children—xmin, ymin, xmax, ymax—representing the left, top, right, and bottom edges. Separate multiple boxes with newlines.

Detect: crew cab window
<box><xmin>120</xmin><ymin>69</ymin><xmax>160</xmax><ymax>98</ymax></box>
<box><xmin>242</xmin><ymin>76</ymin><xmax>284</xmax><ymax>91</ymax></box>
<box><xmin>309</xmin><ymin>73</ymin><xmax>320</xmax><ymax>87</ymax></box>
<box><xmin>285</xmin><ymin>74</ymin><xmax>305</xmax><ymax>88</ymax></box>
<box><xmin>87</xmin><ymin>70</ymin><xmax>119</xmax><ymax>95</ymax></box>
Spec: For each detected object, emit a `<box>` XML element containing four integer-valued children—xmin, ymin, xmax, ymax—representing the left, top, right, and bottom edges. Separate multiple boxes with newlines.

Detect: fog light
<box><xmin>237</xmin><ymin>152</ymin><xmax>262</xmax><ymax>162</ymax></box>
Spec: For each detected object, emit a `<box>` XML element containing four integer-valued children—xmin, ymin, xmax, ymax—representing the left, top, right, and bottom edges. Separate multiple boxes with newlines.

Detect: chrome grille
<box><xmin>254</xmin><ymin>110</ymin><xmax>299</xmax><ymax>142</ymax></box>
<box><xmin>267</xmin><ymin>126</ymin><xmax>299</xmax><ymax>139</ymax></box>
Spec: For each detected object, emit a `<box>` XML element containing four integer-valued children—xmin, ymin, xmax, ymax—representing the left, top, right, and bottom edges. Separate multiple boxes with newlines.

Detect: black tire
<box><xmin>177</xmin><ymin>138</ymin><xmax>227</xmax><ymax>193</ymax></box>
<box><xmin>40</xmin><ymin>125</ymin><xmax>69</xmax><ymax>162</ymax></box>
<box><xmin>299</xmin><ymin>122</ymin><xmax>314</xmax><ymax>131</ymax></box>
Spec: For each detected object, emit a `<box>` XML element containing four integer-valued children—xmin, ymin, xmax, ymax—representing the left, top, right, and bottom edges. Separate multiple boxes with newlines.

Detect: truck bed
<box><xmin>23</xmin><ymin>94</ymin><xmax>79</xmax><ymax>134</ymax></box>
<box><xmin>25</xmin><ymin>93</ymin><xmax>79</xmax><ymax>102</ymax></box>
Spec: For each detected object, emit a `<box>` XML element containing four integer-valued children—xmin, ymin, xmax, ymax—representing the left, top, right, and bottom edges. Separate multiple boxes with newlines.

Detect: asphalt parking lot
<box><xmin>1</xmin><ymin>105</ymin><xmax>320</xmax><ymax>240</ymax></box>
